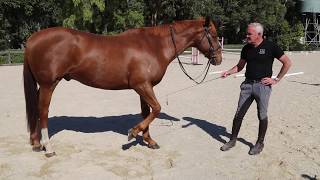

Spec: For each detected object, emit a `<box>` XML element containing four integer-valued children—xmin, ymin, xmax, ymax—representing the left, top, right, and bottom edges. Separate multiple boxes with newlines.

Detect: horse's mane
<box><xmin>120</xmin><ymin>19</ymin><xmax>205</xmax><ymax>37</ymax></box>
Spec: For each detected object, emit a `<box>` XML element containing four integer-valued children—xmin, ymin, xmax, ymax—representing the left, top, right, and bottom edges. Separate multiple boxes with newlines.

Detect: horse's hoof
<box><xmin>128</xmin><ymin>129</ymin><xmax>136</xmax><ymax>141</ymax></box>
<box><xmin>148</xmin><ymin>143</ymin><xmax>160</xmax><ymax>149</ymax></box>
<box><xmin>45</xmin><ymin>152</ymin><xmax>56</xmax><ymax>158</ymax></box>
<box><xmin>32</xmin><ymin>144</ymin><xmax>43</xmax><ymax>152</ymax></box>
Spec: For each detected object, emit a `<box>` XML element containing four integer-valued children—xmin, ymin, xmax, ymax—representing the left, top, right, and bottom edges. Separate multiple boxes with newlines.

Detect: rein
<box><xmin>169</xmin><ymin>25</ymin><xmax>217</xmax><ymax>84</ymax></box>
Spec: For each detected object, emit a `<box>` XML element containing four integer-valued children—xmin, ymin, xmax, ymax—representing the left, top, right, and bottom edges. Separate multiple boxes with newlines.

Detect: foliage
<box><xmin>110</xmin><ymin>0</ymin><xmax>144</xmax><ymax>33</ymax></box>
<box><xmin>275</xmin><ymin>19</ymin><xmax>305</xmax><ymax>51</ymax></box>
<box><xmin>0</xmin><ymin>50</ymin><xmax>24</xmax><ymax>64</ymax></box>
<box><xmin>276</xmin><ymin>20</ymin><xmax>293</xmax><ymax>51</ymax></box>
<box><xmin>62</xmin><ymin>0</ymin><xmax>105</xmax><ymax>33</ymax></box>
<box><xmin>288</xmin><ymin>22</ymin><xmax>306</xmax><ymax>51</ymax></box>
<box><xmin>0</xmin><ymin>0</ymin><xmax>62</xmax><ymax>49</ymax></box>
<box><xmin>0</xmin><ymin>0</ymin><xmax>311</xmax><ymax>52</ymax></box>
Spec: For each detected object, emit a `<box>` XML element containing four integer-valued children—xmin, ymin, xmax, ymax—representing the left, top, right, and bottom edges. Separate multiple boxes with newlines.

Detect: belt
<box><xmin>244</xmin><ymin>78</ymin><xmax>261</xmax><ymax>83</ymax></box>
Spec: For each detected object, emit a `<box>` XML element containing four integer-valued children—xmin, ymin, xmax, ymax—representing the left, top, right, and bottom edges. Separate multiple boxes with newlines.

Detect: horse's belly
<box><xmin>69</xmin><ymin>73</ymin><xmax>129</xmax><ymax>90</ymax></box>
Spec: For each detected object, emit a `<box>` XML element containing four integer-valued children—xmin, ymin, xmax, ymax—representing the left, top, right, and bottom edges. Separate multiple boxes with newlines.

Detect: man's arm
<box><xmin>275</xmin><ymin>54</ymin><xmax>292</xmax><ymax>80</ymax></box>
<box><xmin>221</xmin><ymin>59</ymin><xmax>246</xmax><ymax>78</ymax></box>
<box><xmin>261</xmin><ymin>54</ymin><xmax>292</xmax><ymax>85</ymax></box>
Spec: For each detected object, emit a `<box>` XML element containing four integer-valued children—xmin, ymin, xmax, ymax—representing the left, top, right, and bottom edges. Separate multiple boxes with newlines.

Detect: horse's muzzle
<box><xmin>210</xmin><ymin>56</ymin><xmax>221</xmax><ymax>65</ymax></box>
<box><xmin>210</xmin><ymin>58</ymin><xmax>216</xmax><ymax>65</ymax></box>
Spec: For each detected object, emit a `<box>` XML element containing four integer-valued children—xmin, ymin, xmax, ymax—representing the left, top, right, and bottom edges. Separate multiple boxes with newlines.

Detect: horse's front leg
<box><xmin>129</xmin><ymin>83</ymin><xmax>161</xmax><ymax>149</ymax></box>
<box><xmin>140</xmin><ymin>96</ymin><xmax>160</xmax><ymax>149</ymax></box>
<box><xmin>38</xmin><ymin>85</ymin><xmax>56</xmax><ymax>157</ymax></box>
<box><xmin>142</xmin><ymin>126</ymin><xmax>160</xmax><ymax>149</ymax></box>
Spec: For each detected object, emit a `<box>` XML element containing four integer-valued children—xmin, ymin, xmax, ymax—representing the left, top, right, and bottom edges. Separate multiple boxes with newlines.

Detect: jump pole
<box><xmin>234</xmin><ymin>72</ymin><xmax>304</xmax><ymax>78</ymax></box>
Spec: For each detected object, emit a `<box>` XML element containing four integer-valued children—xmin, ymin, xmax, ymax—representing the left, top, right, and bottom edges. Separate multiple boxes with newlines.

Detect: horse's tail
<box><xmin>23</xmin><ymin>52</ymin><xmax>39</xmax><ymax>132</ymax></box>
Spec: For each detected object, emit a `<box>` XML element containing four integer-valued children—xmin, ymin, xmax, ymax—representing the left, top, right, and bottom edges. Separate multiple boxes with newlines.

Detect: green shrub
<box><xmin>0</xmin><ymin>50</ymin><xmax>24</xmax><ymax>64</ymax></box>
<box><xmin>11</xmin><ymin>53</ymin><xmax>24</xmax><ymax>64</ymax></box>
<box><xmin>306</xmin><ymin>44</ymin><xmax>319</xmax><ymax>51</ymax></box>
<box><xmin>223</xmin><ymin>44</ymin><xmax>244</xmax><ymax>49</ymax></box>
<box><xmin>0</xmin><ymin>56</ymin><xmax>6</xmax><ymax>64</ymax></box>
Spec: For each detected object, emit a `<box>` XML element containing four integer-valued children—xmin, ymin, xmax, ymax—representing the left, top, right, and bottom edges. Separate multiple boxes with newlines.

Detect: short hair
<box><xmin>248</xmin><ymin>23</ymin><xmax>264</xmax><ymax>36</ymax></box>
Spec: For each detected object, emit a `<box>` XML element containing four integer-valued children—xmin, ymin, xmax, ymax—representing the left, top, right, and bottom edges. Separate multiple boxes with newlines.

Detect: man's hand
<box><xmin>221</xmin><ymin>71</ymin><xmax>230</xmax><ymax>78</ymax></box>
<box><xmin>221</xmin><ymin>59</ymin><xmax>246</xmax><ymax>79</ymax></box>
<box><xmin>261</xmin><ymin>77</ymin><xmax>278</xmax><ymax>85</ymax></box>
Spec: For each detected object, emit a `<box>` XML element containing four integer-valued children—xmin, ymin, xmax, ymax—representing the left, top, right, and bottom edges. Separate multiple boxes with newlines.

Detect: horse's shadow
<box><xmin>182</xmin><ymin>117</ymin><xmax>253</xmax><ymax>148</ymax></box>
<box><xmin>48</xmin><ymin>112</ymin><xmax>179</xmax><ymax>150</ymax></box>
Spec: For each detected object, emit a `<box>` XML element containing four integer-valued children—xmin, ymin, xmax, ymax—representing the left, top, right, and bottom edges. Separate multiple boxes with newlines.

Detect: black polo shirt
<box><xmin>241</xmin><ymin>40</ymin><xmax>284</xmax><ymax>80</ymax></box>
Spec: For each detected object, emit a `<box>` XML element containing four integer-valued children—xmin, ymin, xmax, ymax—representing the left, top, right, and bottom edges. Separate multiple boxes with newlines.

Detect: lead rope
<box><xmin>169</xmin><ymin>25</ymin><xmax>211</xmax><ymax>85</ymax></box>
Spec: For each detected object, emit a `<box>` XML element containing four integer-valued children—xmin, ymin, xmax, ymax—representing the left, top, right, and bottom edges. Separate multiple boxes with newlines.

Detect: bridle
<box><xmin>201</xmin><ymin>27</ymin><xmax>222</xmax><ymax>65</ymax></box>
<box><xmin>169</xmin><ymin>25</ymin><xmax>221</xmax><ymax>84</ymax></box>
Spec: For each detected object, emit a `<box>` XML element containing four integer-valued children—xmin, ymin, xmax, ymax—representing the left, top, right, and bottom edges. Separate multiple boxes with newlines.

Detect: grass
<box><xmin>223</xmin><ymin>44</ymin><xmax>244</xmax><ymax>49</ymax></box>
<box><xmin>0</xmin><ymin>50</ymin><xmax>24</xmax><ymax>65</ymax></box>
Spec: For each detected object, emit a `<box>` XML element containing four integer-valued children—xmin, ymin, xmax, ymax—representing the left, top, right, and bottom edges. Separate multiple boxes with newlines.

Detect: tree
<box><xmin>219</xmin><ymin>0</ymin><xmax>254</xmax><ymax>43</ymax></box>
<box><xmin>218</xmin><ymin>0</ymin><xmax>289</xmax><ymax>43</ymax></box>
<box><xmin>143</xmin><ymin>0</ymin><xmax>223</xmax><ymax>27</ymax></box>
<box><xmin>62</xmin><ymin>0</ymin><xmax>105</xmax><ymax>33</ymax></box>
<box><xmin>0</xmin><ymin>0</ymin><xmax>63</xmax><ymax>49</ymax></box>
<box><xmin>277</xmin><ymin>21</ymin><xmax>305</xmax><ymax>50</ymax></box>
<box><xmin>111</xmin><ymin>0</ymin><xmax>144</xmax><ymax>33</ymax></box>
<box><xmin>0</xmin><ymin>0</ymin><xmax>308</xmax><ymax>50</ymax></box>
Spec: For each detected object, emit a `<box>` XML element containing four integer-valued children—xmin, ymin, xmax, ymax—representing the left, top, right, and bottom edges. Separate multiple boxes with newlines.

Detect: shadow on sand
<box><xmin>48</xmin><ymin>112</ymin><xmax>179</xmax><ymax>150</ymax></box>
<box><xmin>301</xmin><ymin>174</ymin><xmax>318</xmax><ymax>180</ymax></box>
<box><xmin>182</xmin><ymin>117</ymin><xmax>253</xmax><ymax>148</ymax></box>
<box><xmin>288</xmin><ymin>80</ymin><xmax>320</xmax><ymax>87</ymax></box>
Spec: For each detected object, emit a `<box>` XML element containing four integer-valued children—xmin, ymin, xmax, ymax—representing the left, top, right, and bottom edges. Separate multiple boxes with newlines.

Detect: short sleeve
<box><xmin>241</xmin><ymin>45</ymin><xmax>247</xmax><ymax>60</ymax></box>
<box><xmin>273</xmin><ymin>43</ymin><xmax>284</xmax><ymax>59</ymax></box>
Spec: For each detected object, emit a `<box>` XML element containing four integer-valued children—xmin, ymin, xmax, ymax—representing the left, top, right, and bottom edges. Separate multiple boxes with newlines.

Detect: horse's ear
<box><xmin>212</xmin><ymin>19</ymin><xmax>219</xmax><ymax>28</ymax></box>
<box><xmin>204</xmin><ymin>16</ymin><xmax>211</xmax><ymax>27</ymax></box>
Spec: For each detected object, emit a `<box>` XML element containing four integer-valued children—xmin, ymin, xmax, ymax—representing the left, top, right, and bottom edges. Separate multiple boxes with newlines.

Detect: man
<box><xmin>220</xmin><ymin>23</ymin><xmax>291</xmax><ymax>155</ymax></box>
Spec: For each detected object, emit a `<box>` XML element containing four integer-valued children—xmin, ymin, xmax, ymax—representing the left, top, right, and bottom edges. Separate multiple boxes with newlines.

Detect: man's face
<box><xmin>246</xmin><ymin>26</ymin><xmax>260</xmax><ymax>44</ymax></box>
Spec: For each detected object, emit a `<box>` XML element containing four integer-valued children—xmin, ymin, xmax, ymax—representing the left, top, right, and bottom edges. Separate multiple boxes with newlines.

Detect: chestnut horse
<box><xmin>23</xmin><ymin>18</ymin><xmax>222</xmax><ymax>157</ymax></box>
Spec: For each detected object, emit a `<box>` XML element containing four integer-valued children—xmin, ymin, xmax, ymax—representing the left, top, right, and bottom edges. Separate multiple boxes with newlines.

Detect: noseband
<box><xmin>169</xmin><ymin>25</ymin><xmax>220</xmax><ymax>84</ymax></box>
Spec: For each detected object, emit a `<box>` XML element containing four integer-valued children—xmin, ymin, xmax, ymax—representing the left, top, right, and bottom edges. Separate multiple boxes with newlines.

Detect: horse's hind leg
<box><xmin>38</xmin><ymin>84</ymin><xmax>57</xmax><ymax>157</ymax></box>
<box><xmin>30</xmin><ymin>90</ymin><xmax>41</xmax><ymax>151</ymax></box>
<box><xmin>129</xmin><ymin>83</ymin><xmax>160</xmax><ymax>149</ymax></box>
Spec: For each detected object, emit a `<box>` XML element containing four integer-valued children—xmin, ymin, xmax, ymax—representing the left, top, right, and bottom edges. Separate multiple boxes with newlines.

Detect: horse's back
<box><xmin>27</xmin><ymin>27</ymin><xmax>72</xmax><ymax>49</ymax></box>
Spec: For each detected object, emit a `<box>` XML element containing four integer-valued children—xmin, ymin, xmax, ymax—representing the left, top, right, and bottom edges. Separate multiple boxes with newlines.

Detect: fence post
<box><xmin>7</xmin><ymin>50</ymin><xmax>11</xmax><ymax>64</ymax></box>
<box><xmin>191</xmin><ymin>47</ymin><xmax>199</xmax><ymax>65</ymax></box>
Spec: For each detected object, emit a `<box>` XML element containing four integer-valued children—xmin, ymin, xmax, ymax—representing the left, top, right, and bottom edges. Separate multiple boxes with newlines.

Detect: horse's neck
<box><xmin>164</xmin><ymin>24</ymin><xmax>202</xmax><ymax>63</ymax></box>
<box><xmin>118</xmin><ymin>21</ymin><xmax>203</xmax><ymax>64</ymax></box>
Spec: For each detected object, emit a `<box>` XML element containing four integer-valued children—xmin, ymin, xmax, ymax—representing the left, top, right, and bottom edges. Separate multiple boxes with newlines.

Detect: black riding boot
<box><xmin>220</xmin><ymin>117</ymin><xmax>243</xmax><ymax>151</ymax></box>
<box><xmin>249</xmin><ymin>119</ymin><xmax>268</xmax><ymax>155</ymax></box>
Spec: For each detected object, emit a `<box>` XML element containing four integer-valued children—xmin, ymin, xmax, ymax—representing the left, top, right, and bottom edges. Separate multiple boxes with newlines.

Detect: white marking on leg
<box><xmin>40</xmin><ymin>128</ymin><xmax>54</xmax><ymax>154</ymax></box>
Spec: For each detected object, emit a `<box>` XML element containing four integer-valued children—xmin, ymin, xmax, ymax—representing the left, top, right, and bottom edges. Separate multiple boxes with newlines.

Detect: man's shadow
<box><xmin>48</xmin><ymin>112</ymin><xmax>179</xmax><ymax>150</ymax></box>
<box><xmin>301</xmin><ymin>174</ymin><xmax>318</xmax><ymax>180</ymax></box>
<box><xmin>182</xmin><ymin>117</ymin><xmax>253</xmax><ymax>148</ymax></box>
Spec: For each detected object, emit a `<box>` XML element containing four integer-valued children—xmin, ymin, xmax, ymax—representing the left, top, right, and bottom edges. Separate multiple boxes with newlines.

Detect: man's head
<box><xmin>246</xmin><ymin>23</ymin><xmax>264</xmax><ymax>46</ymax></box>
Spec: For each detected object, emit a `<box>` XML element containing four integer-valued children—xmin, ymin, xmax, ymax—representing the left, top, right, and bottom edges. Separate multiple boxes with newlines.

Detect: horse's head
<box><xmin>195</xmin><ymin>17</ymin><xmax>222</xmax><ymax>65</ymax></box>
